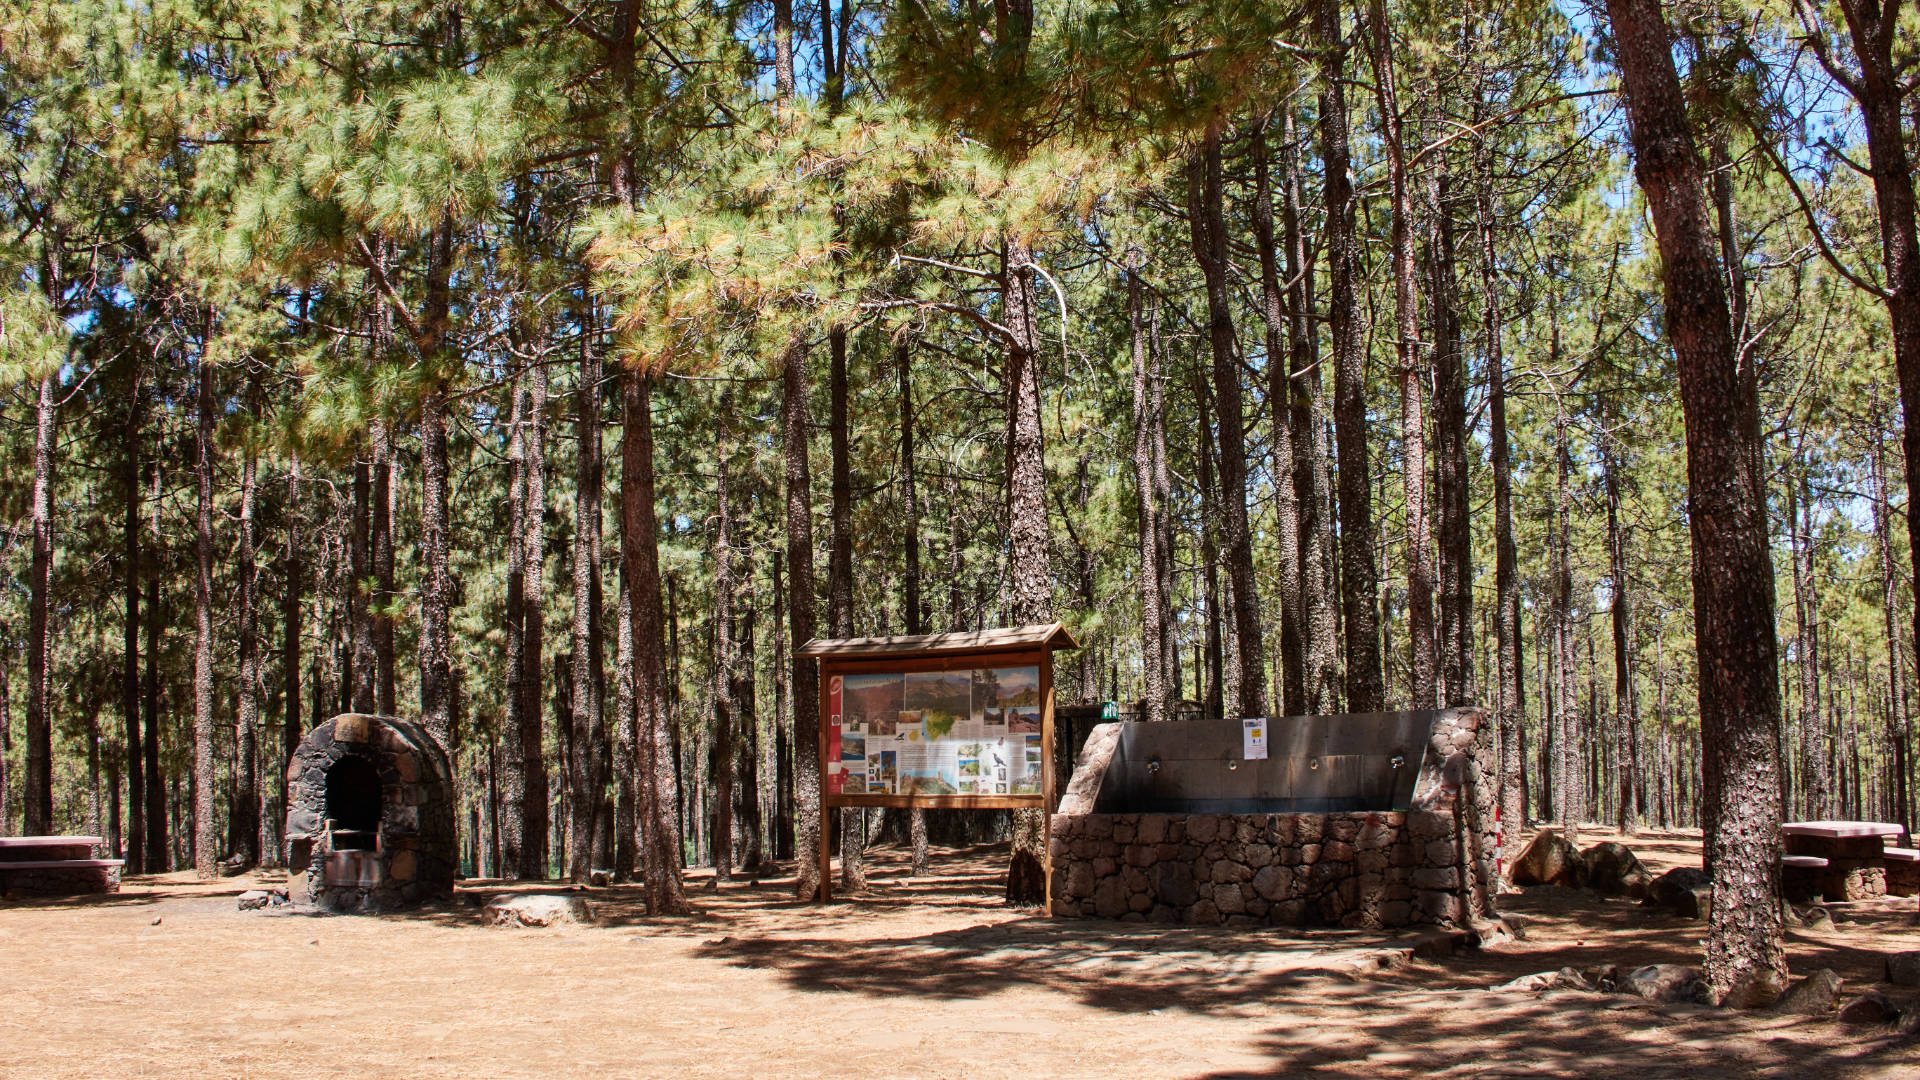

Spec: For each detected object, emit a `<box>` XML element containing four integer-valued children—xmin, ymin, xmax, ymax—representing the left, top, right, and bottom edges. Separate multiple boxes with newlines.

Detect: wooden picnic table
<box><xmin>1782</xmin><ymin>821</ymin><xmax>1909</xmax><ymax>901</ymax></box>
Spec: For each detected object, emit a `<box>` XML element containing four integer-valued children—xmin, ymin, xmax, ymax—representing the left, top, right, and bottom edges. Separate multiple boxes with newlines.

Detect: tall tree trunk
<box><xmin>1604</xmin><ymin>437</ymin><xmax>1635</xmax><ymax>835</ymax></box>
<box><xmin>350</xmin><ymin>444</ymin><xmax>374</xmax><ymax>713</ymax></box>
<box><xmin>1794</xmin><ymin>472</ymin><xmax>1827</xmax><ymax>819</ymax></box>
<box><xmin>614</xmin><ymin>569</ymin><xmax>637</xmax><ymax>881</ymax></box>
<box><xmin>144</xmin><ymin>457</ymin><xmax>166</xmax><ymax>869</ymax></box>
<box><xmin>1369</xmin><ymin>0</ymin><xmax>1436</xmax><ymax>709</ymax></box>
<box><xmin>1552</xmin><ymin>386</ymin><xmax>1581</xmax><ymax>841</ymax></box>
<box><xmin>502</xmin><ymin>370</ymin><xmax>529</xmax><ymax>876</ymax></box>
<box><xmin>624</xmin><ymin>370</ymin><xmax>688</xmax><ymax>914</ymax></box>
<box><xmin>1605</xmin><ymin>0</ymin><xmax>1787</xmax><ymax>998</ymax></box>
<box><xmin>371</xmin><ymin>416</ymin><xmax>396</xmax><ymax>716</ymax></box>
<box><xmin>899</xmin><ymin>338</ymin><xmax>931</xmax><ymax>875</ymax></box>
<box><xmin>1872</xmin><ymin>417</ymin><xmax>1913</xmax><ymax>832</ymax></box>
<box><xmin>1253</xmin><ymin>124</ymin><xmax>1306</xmax><ymax>717</ymax></box>
<box><xmin>230</xmin><ymin>373</ymin><xmax>263</xmax><ymax>869</ymax></box>
<box><xmin>418</xmin><ymin>217</ymin><xmax>457</xmax><ymax>753</ymax></box>
<box><xmin>1279</xmin><ymin>107</ymin><xmax>1341</xmax><ymax>714</ymax></box>
<box><xmin>710</xmin><ymin>434</ymin><xmax>737</xmax><ymax>885</ymax></box>
<box><xmin>280</xmin><ymin>454</ymin><xmax>303</xmax><ymax>868</ymax></box>
<box><xmin>24</xmin><ymin>370</ymin><xmax>55</xmax><ymax>836</ymax></box>
<box><xmin>782</xmin><ymin>337</ymin><xmax>824</xmax><ymax>902</ymax></box>
<box><xmin>734</xmin><ymin>587</ymin><xmax>763</xmax><ymax>874</ymax></box>
<box><xmin>1185</xmin><ymin>130</ymin><xmax>1266</xmax><ymax>719</ymax></box>
<box><xmin>1430</xmin><ymin>165</ymin><xmax>1474</xmax><ymax>708</ymax></box>
<box><xmin>1003</xmin><ymin>236</ymin><xmax>1052</xmax><ymax>905</ymax></box>
<box><xmin>1477</xmin><ymin>127</ymin><xmax>1525</xmax><ymax>863</ymax></box>
<box><xmin>521</xmin><ymin>354</ymin><xmax>551</xmax><ymax>878</ymax></box>
<box><xmin>0</xmin><ymin>619</ymin><xmax>9</xmax><ymax>836</ymax></box>
<box><xmin>1815</xmin><ymin>4</ymin><xmax>1920</xmax><ymax>708</ymax></box>
<box><xmin>1128</xmin><ymin>246</ymin><xmax>1169</xmax><ymax>726</ymax></box>
<box><xmin>193</xmin><ymin>355</ymin><xmax>217</xmax><ymax>878</ymax></box>
<box><xmin>827</xmin><ymin>324</ymin><xmax>864</xmax><ymax>891</ymax></box>
<box><xmin>123</xmin><ymin>367</ymin><xmax>144</xmax><ymax>872</ymax></box>
<box><xmin>1194</xmin><ymin>371</ymin><xmax>1226</xmax><ymax>718</ymax></box>
<box><xmin>1318</xmin><ymin>0</ymin><xmax>1384</xmax><ymax>712</ymax></box>
<box><xmin>569</xmin><ymin>322</ymin><xmax>607</xmax><ymax>883</ymax></box>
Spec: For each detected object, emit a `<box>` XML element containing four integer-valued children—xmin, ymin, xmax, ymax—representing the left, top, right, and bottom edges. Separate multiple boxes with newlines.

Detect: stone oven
<box><xmin>285</xmin><ymin>713</ymin><xmax>456</xmax><ymax>912</ymax></box>
<box><xmin>1049</xmin><ymin>708</ymin><xmax>1497</xmax><ymax>929</ymax></box>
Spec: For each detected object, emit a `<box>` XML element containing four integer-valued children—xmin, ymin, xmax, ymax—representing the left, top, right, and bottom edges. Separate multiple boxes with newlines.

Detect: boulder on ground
<box><xmin>482</xmin><ymin>893</ymin><xmax>593</xmax><ymax>928</ymax></box>
<box><xmin>1622</xmin><ymin>964</ymin><xmax>1710</xmax><ymax>1004</ymax></box>
<box><xmin>1582</xmin><ymin>842</ymin><xmax>1653</xmax><ymax>898</ymax></box>
<box><xmin>1839</xmin><ymin>991</ymin><xmax>1901</xmax><ymax>1025</ymax></box>
<box><xmin>1646</xmin><ymin>866</ymin><xmax>1712</xmax><ymax>919</ymax></box>
<box><xmin>1512</xmin><ymin>830</ymin><xmax>1585</xmax><ymax>888</ymax></box>
<box><xmin>1887</xmin><ymin>950</ymin><xmax>1920</xmax><ymax>987</ymax></box>
<box><xmin>1494</xmin><ymin>967</ymin><xmax>1592</xmax><ymax>993</ymax></box>
<box><xmin>1775</xmin><ymin>969</ymin><xmax>1843</xmax><ymax>1016</ymax></box>
<box><xmin>237</xmin><ymin>888</ymin><xmax>289</xmax><ymax>912</ymax></box>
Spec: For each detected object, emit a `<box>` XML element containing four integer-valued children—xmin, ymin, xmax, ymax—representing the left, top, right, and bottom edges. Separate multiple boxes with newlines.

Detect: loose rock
<box><xmin>1646</xmin><ymin>866</ymin><xmax>1712</xmax><ymax>919</ymax></box>
<box><xmin>1622</xmin><ymin>964</ymin><xmax>1710</xmax><ymax>1004</ymax></box>
<box><xmin>1582</xmin><ymin>842</ymin><xmax>1653</xmax><ymax>899</ymax></box>
<box><xmin>1886</xmin><ymin>950</ymin><xmax>1920</xmax><ymax>987</ymax></box>
<box><xmin>1775</xmin><ymin>969</ymin><xmax>1843</xmax><ymax>1016</ymax></box>
<box><xmin>237</xmin><ymin>889</ymin><xmax>289</xmax><ymax>912</ymax></box>
<box><xmin>1494</xmin><ymin>967</ymin><xmax>1592</xmax><ymax>994</ymax></box>
<box><xmin>482</xmin><ymin>893</ymin><xmax>593</xmax><ymax>928</ymax></box>
<box><xmin>1839</xmin><ymin>991</ymin><xmax>1901</xmax><ymax>1025</ymax></box>
<box><xmin>1511</xmin><ymin>830</ymin><xmax>1585</xmax><ymax>888</ymax></box>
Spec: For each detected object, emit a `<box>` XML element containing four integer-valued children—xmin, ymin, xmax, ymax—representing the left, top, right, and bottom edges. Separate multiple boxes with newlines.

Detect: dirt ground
<box><xmin>5</xmin><ymin>828</ymin><xmax>1920</xmax><ymax>1079</ymax></box>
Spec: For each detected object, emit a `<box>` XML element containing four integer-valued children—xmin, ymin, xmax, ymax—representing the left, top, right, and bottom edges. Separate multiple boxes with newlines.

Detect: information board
<box><xmin>826</xmin><ymin>665</ymin><xmax>1045</xmax><ymax>798</ymax></box>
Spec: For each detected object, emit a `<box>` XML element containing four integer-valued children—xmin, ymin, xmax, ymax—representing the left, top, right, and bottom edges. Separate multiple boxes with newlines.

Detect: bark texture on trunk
<box><xmin>568</xmin><ymin>333</ymin><xmax>607</xmax><ymax>883</ymax></box>
<box><xmin>1318</xmin><ymin>0</ymin><xmax>1384</xmax><ymax>712</ymax></box>
<box><xmin>193</xmin><ymin>357</ymin><xmax>217</xmax><ymax>879</ymax></box>
<box><xmin>520</xmin><ymin>355</ymin><xmax>551</xmax><ymax>878</ymax></box>
<box><xmin>898</xmin><ymin>339</ymin><xmax>931</xmax><ymax>874</ymax></box>
<box><xmin>281</xmin><ymin>454</ymin><xmax>303</xmax><ymax>868</ymax></box>
<box><xmin>623</xmin><ymin>370</ymin><xmax>687</xmax><ymax>914</ymax></box>
<box><xmin>1606</xmin><ymin>0</ymin><xmax>1786</xmax><ymax>998</ymax></box>
<box><xmin>1128</xmin><ymin>246</ymin><xmax>1170</xmax><ymax>726</ymax></box>
<box><xmin>782</xmin><ymin>337</ymin><xmax>824</xmax><ymax>902</ymax></box>
<box><xmin>231</xmin><ymin>375</ymin><xmax>263</xmax><ymax>868</ymax></box>
<box><xmin>1477</xmin><ymin>131</ymin><xmax>1526</xmax><ymax>857</ymax></box>
<box><xmin>25</xmin><ymin>371</ymin><xmax>56</xmax><ymax>836</ymax></box>
<box><xmin>123</xmin><ymin>374</ymin><xmax>144</xmax><ymax>872</ymax></box>
<box><xmin>1253</xmin><ymin>125</ymin><xmax>1306</xmax><ymax>717</ymax></box>
<box><xmin>1003</xmin><ymin>236</ymin><xmax>1052</xmax><ymax>905</ymax></box>
<box><xmin>1186</xmin><ymin>131</ymin><xmax>1267</xmax><ymax>719</ymax></box>
<box><xmin>502</xmin><ymin>370</ymin><xmax>529</xmax><ymax>876</ymax></box>
<box><xmin>1369</xmin><ymin>0</ymin><xmax>1436</xmax><ymax>710</ymax></box>
<box><xmin>145</xmin><ymin>458</ymin><xmax>166</xmax><ymax>868</ymax></box>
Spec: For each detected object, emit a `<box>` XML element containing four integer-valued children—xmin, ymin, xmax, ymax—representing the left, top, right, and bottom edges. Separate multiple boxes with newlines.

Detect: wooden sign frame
<box><xmin>801</xmin><ymin>625</ymin><xmax>1075</xmax><ymax>902</ymax></box>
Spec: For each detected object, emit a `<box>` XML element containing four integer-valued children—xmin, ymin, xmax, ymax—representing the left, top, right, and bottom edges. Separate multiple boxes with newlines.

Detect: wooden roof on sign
<box><xmin>796</xmin><ymin>622</ymin><xmax>1079</xmax><ymax>661</ymax></box>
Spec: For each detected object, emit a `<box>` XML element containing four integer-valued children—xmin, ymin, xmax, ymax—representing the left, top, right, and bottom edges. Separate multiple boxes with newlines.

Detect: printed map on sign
<box><xmin>827</xmin><ymin>665</ymin><xmax>1043</xmax><ymax>797</ymax></box>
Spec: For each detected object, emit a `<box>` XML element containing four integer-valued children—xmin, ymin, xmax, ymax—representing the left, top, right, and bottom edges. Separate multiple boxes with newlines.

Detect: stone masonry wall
<box><xmin>1048</xmin><ymin>810</ymin><xmax>1468</xmax><ymax>927</ymax></box>
<box><xmin>285</xmin><ymin>713</ymin><xmax>457</xmax><ymax>912</ymax></box>
<box><xmin>1049</xmin><ymin>709</ymin><xmax>1498</xmax><ymax>929</ymax></box>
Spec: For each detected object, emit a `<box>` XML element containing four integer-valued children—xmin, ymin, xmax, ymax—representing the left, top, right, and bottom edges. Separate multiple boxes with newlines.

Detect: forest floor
<box><xmin>4</xmin><ymin>827</ymin><xmax>1920</xmax><ymax>1079</ymax></box>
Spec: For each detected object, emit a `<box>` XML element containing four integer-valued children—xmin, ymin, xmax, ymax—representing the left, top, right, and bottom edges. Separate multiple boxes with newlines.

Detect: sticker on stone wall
<box><xmin>1242</xmin><ymin>719</ymin><xmax>1267</xmax><ymax>761</ymax></box>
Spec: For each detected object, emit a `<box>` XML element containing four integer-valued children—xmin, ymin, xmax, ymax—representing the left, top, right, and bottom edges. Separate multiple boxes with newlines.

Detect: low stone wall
<box><xmin>1049</xmin><ymin>809</ymin><xmax>1469</xmax><ymax>927</ymax></box>
<box><xmin>1049</xmin><ymin>710</ymin><xmax>1498</xmax><ymax>929</ymax></box>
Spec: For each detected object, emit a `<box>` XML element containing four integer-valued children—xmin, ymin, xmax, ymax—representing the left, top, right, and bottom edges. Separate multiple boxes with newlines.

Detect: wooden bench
<box><xmin>1885</xmin><ymin>847</ymin><xmax>1920</xmax><ymax>897</ymax></box>
<box><xmin>0</xmin><ymin>836</ymin><xmax>123</xmax><ymax>897</ymax></box>
<box><xmin>1782</xmin><ymin>854</ymin><xmax>1830</xmax><ymax>903</ymax></box>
